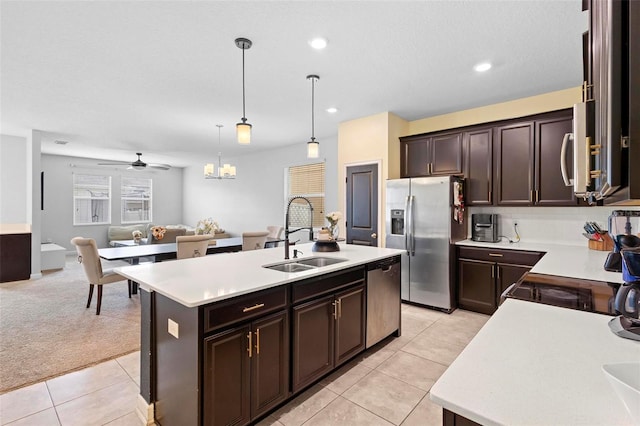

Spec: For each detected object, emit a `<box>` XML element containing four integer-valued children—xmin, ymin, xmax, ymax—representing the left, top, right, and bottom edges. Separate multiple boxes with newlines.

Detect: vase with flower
<box><xmin>132</xmin><ymin>230</ymin><xmax>143</xmax><ymax>244</ymax></box>
<box><xmin>325</xmin><ymin>211</ymin><xmax>342</xmax><ymax>241</ymax></box>
<box><xmin>196</xmin><ymin>217</ymin><xmax>220</xmax><ymax>236</ymax></box>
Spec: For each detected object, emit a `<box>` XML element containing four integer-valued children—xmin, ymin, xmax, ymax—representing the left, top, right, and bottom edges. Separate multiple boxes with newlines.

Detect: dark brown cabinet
<box><xmin>0</xmin><ymin>232</ymin><xmax>31</xmax><ymax>282</ymax></box>
<box><xmin>494</xmin><ymin>121</ymin><xmax>535</xmax><ymax>206</ymax></box>
<box><xmin>292</xmin><ymin>282</ymin><xmax>366</xmax><ymax>393</ymax></box>
<box><xmin>400</xmin><ymin>132</ymin><xmax>463</xmax><ymax>178</ymax></box>
<box><xmin>457</xmin><ymin>247</ymin><xmax>543</xmax><ymax>315</ymax></box>
<box><xmin>203</xmin><ymin>311</ymin><xmax>289</xmax><ymax>426</ymax></box>
<box><xmin>463</xmin><ymin>128</ymin><xmax>493</xmax><ymax>206</ymax></box>
<box><xmin>534</xmin><ymin>114</ymin><xmax>576</xmax><ymax>205</ymax></box>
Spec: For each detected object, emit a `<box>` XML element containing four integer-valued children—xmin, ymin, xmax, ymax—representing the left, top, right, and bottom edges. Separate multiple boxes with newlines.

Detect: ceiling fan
<box><xmin>97</xmin><ymin>152</ymin><xmax>171</xmax><ymax>171</ymax></box>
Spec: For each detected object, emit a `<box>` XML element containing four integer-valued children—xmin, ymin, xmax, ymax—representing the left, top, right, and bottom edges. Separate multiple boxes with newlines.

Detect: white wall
<box><xmin>0</xmin><ymin>134</ymin><xmax>28</xmax><ymax>223</ymax></box>
<box><xmin>469</xmin><ymin>205</ymin><xmax>640</xmax><ymax>246</ymax></box>
<box><xmin>41</xmin><ymin>154</ymin><xmax>184</xmax><ymax>249</ymax></box>
<box><xmin>182</xmin><ymin>137</ymin><xmax>338</xmax><ymax>240</ymax></box>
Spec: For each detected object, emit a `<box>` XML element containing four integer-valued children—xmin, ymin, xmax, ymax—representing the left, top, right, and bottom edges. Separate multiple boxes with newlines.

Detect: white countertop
<box><xmin>456</xmin><ymin>239</ymin><xmax>624</xmax><ymax>283</ymax></box>
<box><xmin>0</xmin><ymin>223</ymin><xmax>31</xmax><ymax>234</ymax></box>
<box><xmin>115</xmin><ymin>243</ymin><xmax>403</xmax><ymax>307</ymax></box>
<box><xmin>430</xmin><ymin>298</ymin><xmax>640</xmax><ymax>425</ymax></box>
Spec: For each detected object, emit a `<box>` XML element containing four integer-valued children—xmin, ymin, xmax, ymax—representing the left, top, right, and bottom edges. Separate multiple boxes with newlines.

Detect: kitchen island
<box><xmin>115</xmin><ymin>243</ymin><xmax>403</xmax><ymax>426</ymax></box>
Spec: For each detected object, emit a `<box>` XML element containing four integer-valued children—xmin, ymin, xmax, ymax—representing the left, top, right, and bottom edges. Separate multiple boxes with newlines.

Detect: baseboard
<box><xmin>30</xmin><ymin>273</ymin><xmax>42</xmax><ymax>280</ymax></box>
<box><xmin>136</xmin><ymin>394</ymin><xmax>155</xmax><ymax>425</ymax></box>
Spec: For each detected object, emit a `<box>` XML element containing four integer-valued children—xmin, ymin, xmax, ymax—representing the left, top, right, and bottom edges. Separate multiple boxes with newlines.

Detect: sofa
<box><xmin>108</xmin><ymin>224</ymin><xmax>195</xmax><ymax>246</ymax></box>
<box><xmin>108</xmin><ymin>224</ymin><xmax>229</xmax><ymax>246</ymax></box>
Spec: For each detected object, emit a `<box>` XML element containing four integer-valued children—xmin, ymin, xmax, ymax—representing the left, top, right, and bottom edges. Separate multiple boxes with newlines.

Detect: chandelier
<box><xmin>204</xmin><ymin>125</ymin><xmax>236</xmax><ymax>179</ymax></box>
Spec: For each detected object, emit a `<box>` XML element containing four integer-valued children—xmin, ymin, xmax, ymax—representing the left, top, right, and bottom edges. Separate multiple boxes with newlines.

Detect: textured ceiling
<box><xmin>0</xmin><ymin>1</ymin><xmax>587</xmax><ymax>167</ymax></box>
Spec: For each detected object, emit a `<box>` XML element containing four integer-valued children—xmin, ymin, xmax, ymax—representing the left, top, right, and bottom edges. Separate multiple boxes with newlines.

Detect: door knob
<box><xmin>371</xmin><ymin>233</ymin><xmax>377</xmax><ymax>238</ymax></box>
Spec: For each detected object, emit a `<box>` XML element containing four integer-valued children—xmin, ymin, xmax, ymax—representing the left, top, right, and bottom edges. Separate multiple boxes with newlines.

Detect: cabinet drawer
<box><xmin>458</xmin><ymin>247</ymin><xmax>542</xmax><ymax>266</ymax></box>
<box><xmin>203</xmin><ymin>286</ymin><xmax>288</xmax><ymax>333</ymax></box>
<box><xmin>293</xmin><ymin>267</ymin><xmax>365</xmax><ymax>304</ymax></box>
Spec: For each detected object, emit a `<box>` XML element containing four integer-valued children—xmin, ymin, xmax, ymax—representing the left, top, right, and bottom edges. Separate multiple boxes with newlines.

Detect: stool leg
<box><xmin>128</xmin><ymin>280</ymin><xmax>132</xmax><ymax>298</ymax></box>
<box><xmin>96</xmin><ymin>286</ymin><xmax>103</xmax><ymax>315</ymax></box>
<box><xmin>87</xmin><ymin>284</ymin><xmax>94</xmax><ymax>308</ymax></box>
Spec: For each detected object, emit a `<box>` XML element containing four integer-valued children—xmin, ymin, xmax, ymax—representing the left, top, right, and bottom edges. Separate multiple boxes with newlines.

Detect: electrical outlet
<box><xmin>168</xmin><ymin>318</ymin><xmax>179</xmax><ymax>339</ymax></box>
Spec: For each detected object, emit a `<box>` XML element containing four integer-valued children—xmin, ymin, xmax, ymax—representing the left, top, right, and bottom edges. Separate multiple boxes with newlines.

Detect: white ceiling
<box><xmin>1</xmin><ymin>1</ymin><xmax>587</xmax><ymax>168</ymax></box>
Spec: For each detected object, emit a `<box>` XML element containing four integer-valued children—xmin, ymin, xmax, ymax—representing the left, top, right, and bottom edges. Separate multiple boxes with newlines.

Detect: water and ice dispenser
<box><xmin>390</xmin><ymin>209</ymin><xmax>404</xmax><ymax>235</ymax></box>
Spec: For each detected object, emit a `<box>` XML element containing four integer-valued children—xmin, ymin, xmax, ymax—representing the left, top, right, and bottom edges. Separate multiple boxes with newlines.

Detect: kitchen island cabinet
<box><xmin>115</xmin><ymin>244</ymin><xmax>402</xmax><ymax>426</ymax></box>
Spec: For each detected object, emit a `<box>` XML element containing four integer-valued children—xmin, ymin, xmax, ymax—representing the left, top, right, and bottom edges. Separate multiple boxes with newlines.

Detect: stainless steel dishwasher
<box><xmin>366</xmin><ymin>256</ymin><xmax>401</xmax><ymax>348</ymax></box>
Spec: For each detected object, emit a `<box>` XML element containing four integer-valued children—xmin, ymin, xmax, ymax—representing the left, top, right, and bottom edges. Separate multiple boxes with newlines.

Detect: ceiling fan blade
<box><xmin>97</xmin><ymin>161</ymin><xmax>131</xmax><ymax>165</ymax></box>
<box><xmin>148</xmin><ymin>163</ymin><xmax>171</xmax><ymax>170</ymax></box>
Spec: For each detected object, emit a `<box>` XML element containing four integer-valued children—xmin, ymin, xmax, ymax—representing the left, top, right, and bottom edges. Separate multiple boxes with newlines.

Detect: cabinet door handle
<box><xmin>332</xmin><ymin>301</ymin><xmax>338</xmax><ymax>320</ymax></box>
<box><xmin>247</xmin><ymin>331</ymin><xmax>252</xmax><ymax>358</ymax></box>
<box><xmin>529</xmin><ymin>190</ymin><xmax>534</xmax><ymax>203</ymax></box>
<box><xmin>255</xmin><ymin>329</ymin><xmax>260</xmax><ymax>355</ymax></box>
<box><xmin>491</xmin><ymin>264</ymin><xmax>495</xmax><ymax>279</ymax></box>
<box><xmin>337</xmin><ymin>299</ymin><xmax>342</xmax><ymax>319</ymax></box>
<box><xmin>488</xmin><ymin>253</ymin><xmax>503</xmax><ymax>257</ymax></box>
<box><xmin>497</xmin><ymin>266</ymin><xmax>500</xmax><ymax>279</ymax></box>
<box><xmin>243</xmin><ymin>303</ymin><xmax>265</xmax><ymax>313</ymax></box>
<box><xmin>536</xmin><ymin>189</ymin><xmax>540</xmax><ymax>203</ymax></box>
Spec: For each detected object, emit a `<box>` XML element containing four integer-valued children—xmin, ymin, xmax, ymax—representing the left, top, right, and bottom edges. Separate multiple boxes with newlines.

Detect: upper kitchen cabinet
<box><xmin>463</xmin><ymin>128</ymin><xmax>493</xmax><ymax>206</ymax></box>
<box><xmin>494</xmin><ymin>121</ymin><xmax>535</xmax><ymax>205</ymax></box>
<box><xmin>494</xmin><ymin>109</ymin><xmax>577</xmax><ymax>206</ymax></box>
<box><xmin>534</xmin><ymin>112</ymin><xmax>577</xmax><ymax>205</ymax></box>
<box><xmin>400</xmin><ymin>131</ymin><xmax>463</xmax><ymax>178</ymax></box>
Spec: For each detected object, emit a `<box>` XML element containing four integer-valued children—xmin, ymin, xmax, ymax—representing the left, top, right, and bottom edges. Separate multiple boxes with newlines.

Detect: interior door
<box><xmin>346</xmin><ymin>164</ymin><xmax>378</xmax><ymax>246</ymax></box>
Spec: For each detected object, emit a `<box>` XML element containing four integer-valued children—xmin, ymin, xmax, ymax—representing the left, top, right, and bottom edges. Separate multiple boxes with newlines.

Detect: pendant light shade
<box><xmin>306</xmin><ymin>74</ymin><xmax>320</xmax><ymax>159</ymax></box>
<box><xmin>205</xmin><ymin>125</ymin><xmax>236</xmax><ymax>179</ymax></box>
<box><xmin>235</xmin><ymin>37</ymin><xmax>252</xmax><ymax>144</ymax></box>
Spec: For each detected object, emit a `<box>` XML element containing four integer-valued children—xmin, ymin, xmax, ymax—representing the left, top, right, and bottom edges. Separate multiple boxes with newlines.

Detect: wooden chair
<box><xmin>266</xmin><ymin>225</ymin><xmax>284</xmax><ymax>248</ymax></box>
<box><xmin>176</xmin><ymin>235</ymin><xmax>212</xmax><ymax>259</ymax></box>
<box><xmin>70</xmin><ymin>237</ymin><xmax>130</xmax><ymax>315</ymax></box>
<box><xmin>242</xmin><ymin>231</ymin><xmax>269</xmax><ymax>251</ymax></box>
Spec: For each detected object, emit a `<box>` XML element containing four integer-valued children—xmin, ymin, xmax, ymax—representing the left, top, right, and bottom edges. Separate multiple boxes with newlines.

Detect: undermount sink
<box><xmin>602</xmin><ymin>362</ymin><xmax>640</xmax><ymax>422</ymax></box>
<box><xmin>263</xmin><ymin>263</ymin><xmax>316</xmax><ymax>273</ymax></box>
<box><xmin>263</xmin><ymin>257</ymin><xmax>348</xmax><ymax>273</ymax></box>
<box><xmin>295</xmin><ymin>257</ymin><xmax>348</xmax><ymax>267</ymax></box>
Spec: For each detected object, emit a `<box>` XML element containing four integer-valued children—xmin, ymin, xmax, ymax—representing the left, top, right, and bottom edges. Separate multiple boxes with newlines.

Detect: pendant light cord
<box><xmin>242</xmin><ymin>48</ymin><xmax>246</xmax><ymax>121</ymax></box>
<box><xmin>311</xmin><ymin>77</ymin><xmax>315</xmax><ymax>140</ymax></box>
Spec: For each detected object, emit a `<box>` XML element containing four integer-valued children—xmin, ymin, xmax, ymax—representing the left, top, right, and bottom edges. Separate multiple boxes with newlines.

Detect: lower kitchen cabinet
<box><xmin>292</xmin><ymin>282</ymin><xmax>366</xmax><ymax>393</ymax></box>
<box><xmin>203</xmin><ymin>310</ymin><xmax>289</xmax><ymax>426</ymax></box>
<box><xmin>443</xmin><ymin>409</ymin><xmax>481</xmax><ymax>426</ymax></box>
<box><xmin>457</xmin><ymin>247</ymin><xmax>543</xmax><ymax>315</ymax></box>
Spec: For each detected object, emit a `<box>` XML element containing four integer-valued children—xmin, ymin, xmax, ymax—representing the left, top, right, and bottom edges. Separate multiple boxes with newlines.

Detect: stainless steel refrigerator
<box><xmin>385</xmin><ymin>176</ymin><xmax>466</xmax><ymax>312</ymax></box>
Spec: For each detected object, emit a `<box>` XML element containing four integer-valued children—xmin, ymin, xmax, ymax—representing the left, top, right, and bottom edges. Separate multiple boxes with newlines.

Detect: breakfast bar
<box><xmin>115</xmin><ymin>243</ymin><xmax>403</xmax><ymax>426</ymax></box>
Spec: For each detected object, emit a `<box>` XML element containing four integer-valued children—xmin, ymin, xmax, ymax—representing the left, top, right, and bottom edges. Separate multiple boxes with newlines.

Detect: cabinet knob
<box><xmin>371</xmin><ymin>233</ymin><xmax>377</xmax><ymax>239</ymax></box>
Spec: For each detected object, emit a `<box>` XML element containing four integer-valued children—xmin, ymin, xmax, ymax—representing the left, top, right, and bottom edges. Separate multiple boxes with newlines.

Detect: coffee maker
<box><xmin>609</xmin><ymin>248</ymin><xmax>640</xmax><ymax>341</ymax></box>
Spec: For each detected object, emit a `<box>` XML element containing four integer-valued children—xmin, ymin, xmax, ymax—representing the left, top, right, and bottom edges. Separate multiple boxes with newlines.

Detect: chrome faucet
<box><xmin>284</xmin><ymin>196</ymin><xmax>314</xmax><ymax>259</ymax></box>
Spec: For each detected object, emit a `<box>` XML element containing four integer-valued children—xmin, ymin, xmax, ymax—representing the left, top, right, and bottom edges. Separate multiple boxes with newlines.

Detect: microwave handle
<box><xmin>560</xmin><ymin>132</ymin><xmax>574</xmax><ymax>187</ymax></box>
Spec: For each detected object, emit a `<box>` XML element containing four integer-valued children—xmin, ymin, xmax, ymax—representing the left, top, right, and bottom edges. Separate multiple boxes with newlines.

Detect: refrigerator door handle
<box><xmin>408</xmin><ymin>195</ymin><xmax>415</xmax><ymax>256</ymax></box>
<box><xmin>404</xmin><ymin>196</ymin><xmax>410</xmax><ymax>255</ymax></box>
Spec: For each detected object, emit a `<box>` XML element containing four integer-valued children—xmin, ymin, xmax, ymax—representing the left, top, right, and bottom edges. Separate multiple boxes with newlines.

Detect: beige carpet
<box><xmin>0</xmin><ymin>255</ymin><xmax>140</xmax><ymax>394</ymax></box>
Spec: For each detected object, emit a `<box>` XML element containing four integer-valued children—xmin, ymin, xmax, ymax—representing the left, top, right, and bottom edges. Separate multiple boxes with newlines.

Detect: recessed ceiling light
<box><xmin>54</xmin><ymin>140</ymin><xmax>69</xmax><ymax>145</ymax></box>
<box><xmin>309</xmin><ymin>37</ymin><xmax>328</xmax><ymax>50</ymax></box>
<box><xmin>474</xmin><ymin>62</ymin><xmax>492</xmax><ymax>72</ymax></box>
<box><xmin>326</xmin><ymin>107</ymin><xmax>338</xmax><ymax>113</ymax></box>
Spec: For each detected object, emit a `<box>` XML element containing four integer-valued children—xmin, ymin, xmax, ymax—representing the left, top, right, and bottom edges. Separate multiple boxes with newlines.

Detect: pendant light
<box><xmin>204</xmin><ymin>125</ymin><xmax>236</xmax><ymax>179</ymax></box>
<box><xmin>235</xmin><ymin>37</ymin><xmax>252</xmax><ymax>144</ymax></box>
<box><xmin>306</xmin><ymin>74</ymin><xmax>320</xmax><ymax>158</ymax></box>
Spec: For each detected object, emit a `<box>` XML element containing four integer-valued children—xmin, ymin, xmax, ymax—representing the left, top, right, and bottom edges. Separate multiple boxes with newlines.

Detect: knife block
<box><xmin>588</xmin><ymin>234</ymin><xmax>614</xmax><ymax>251</ymax></box>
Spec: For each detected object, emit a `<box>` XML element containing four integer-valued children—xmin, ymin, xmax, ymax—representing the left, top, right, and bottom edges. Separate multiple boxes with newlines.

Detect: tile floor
<box><xmin>0</xmin><ymin>304</ymin><xmax>488</xmax><ymax>426</ymax></box>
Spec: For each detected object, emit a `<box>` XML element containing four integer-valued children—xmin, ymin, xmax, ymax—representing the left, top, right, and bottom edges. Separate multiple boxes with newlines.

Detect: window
<box><xmin>287</xmin><ymin>162</ymin><xmax>325</xmax><ymax>228</ymax></box>
<box><xmin>121</xmin><ymin>177</ymin><xmax>152</xmax><ymax>223</ymax></box>
<box><xmin>73</xmin><ymin>174</ymin><xmax>111</xmax><ymax>225</ymax></box>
